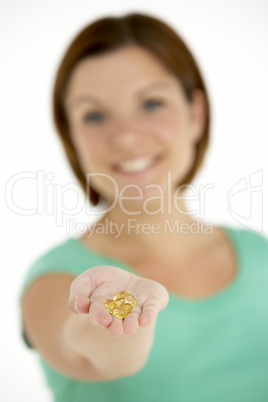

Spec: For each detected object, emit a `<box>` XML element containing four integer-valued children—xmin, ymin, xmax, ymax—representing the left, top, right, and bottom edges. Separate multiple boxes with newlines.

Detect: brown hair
<box><xmin>53</xmin><ymin>12</ymin><xmax>210</xmax><ymax>205</ymax></box>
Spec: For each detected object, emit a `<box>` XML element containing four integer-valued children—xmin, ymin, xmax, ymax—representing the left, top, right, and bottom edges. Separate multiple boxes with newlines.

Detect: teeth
<box><xmin>117</xmin><ymin>157</ymin><xmax>155</xmax><ymax>173</ymax></box>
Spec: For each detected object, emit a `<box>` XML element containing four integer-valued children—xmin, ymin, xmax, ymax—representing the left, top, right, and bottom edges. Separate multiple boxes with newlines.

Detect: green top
<box><xmin>19</xmin><ymin>226</ymin><xmax>268</xmax><ymax>402</ymax></box>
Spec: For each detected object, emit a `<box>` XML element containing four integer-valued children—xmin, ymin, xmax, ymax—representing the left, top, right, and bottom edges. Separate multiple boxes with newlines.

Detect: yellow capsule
<box><xmin>105</xmin><ymin>300</ymin><xmax>119</xmax><ymax>314</ymax></box>
<box><xmin>113</xmin><ymin>297</ymin><xmax>125</xmax><ymax>306</ymax></box>
<box><xmin>113</xmin><ymin>292</ymin><xmax>128</xmax><ymax>301</ymax></box>
<box><xmin>104</xmin><ymin>298</ymin><xmax>114</xmax><ymax>307</ymax></box>
<box><xmin>122</xmin><ymin>303</ymin><xmax>132</xmax><ymax>315</ymax></box>
<box><xmin>104</xmin><ymin>299</ymin><xmax>114</xmax><ymax>314</ymax></box>
<box><xmin>112</xmin><ymin>306</ymin><xmax>127</xmax><ymax>319</ymax></box>
<box><xmin>109</xmin><ymin>301</ymin><xmax>120</xmax><ymax>309</ymax></box>
<box><xmin>124</xmin><ymin>293</ymin><xmax>138</xmax><ymax>307</ymax></box>
<box><xmin>104</xmin><ymin>291</ymin><xmax>138</xmax><ymax>318</ymax></box>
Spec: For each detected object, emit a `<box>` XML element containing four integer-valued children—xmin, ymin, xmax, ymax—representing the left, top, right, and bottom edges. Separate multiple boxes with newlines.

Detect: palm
<box><xmin>69</xmin><ymin>265</ymin><xmax>169</xmax><ymax>336</ymax></box>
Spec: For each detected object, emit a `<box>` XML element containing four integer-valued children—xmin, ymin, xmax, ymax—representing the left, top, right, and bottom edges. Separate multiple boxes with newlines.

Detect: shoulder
<box><xmin>20</xmin><ymin>238</ymin><xmax>73</xmax><ymax>299</ymax></box>
<box><xmin>27</xmin><ymin>236</ymin><xmax>90</xmax><ymax>272</ymax></box>
<box><xmin>225</xmin><ymin>226</ymin><xmax>268</xmax><ymax>248</ymax></box>
<box><xmin>225</xmin><ymin>225</ymin><xmax>266</xmax><ymax>237</ymax></box>
<box><xmin>223</xmin><ymin>225</ymin><xmax>268</xmax><ymax>265</ymax></box>
<box><xmin>20</xmin><ymin>236</ymin><xmax>103</xmax><ymax>301</ymax></box>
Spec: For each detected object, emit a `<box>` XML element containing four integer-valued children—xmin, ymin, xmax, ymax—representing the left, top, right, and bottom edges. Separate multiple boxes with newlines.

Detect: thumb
<box><xmin>68</xmin><ymin>272</ymin><xmax>93</xmax><ymax>314</ymax></box>
<box><xmin>73</xmin><ymin>294</ymin><xmax>91</xmax><ymax>314</ymax></box>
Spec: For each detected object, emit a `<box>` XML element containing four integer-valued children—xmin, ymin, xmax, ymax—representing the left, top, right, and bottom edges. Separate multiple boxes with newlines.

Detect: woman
<box><xmin>20</xmin><ymin>12</ymin><xmax>268</xmax><ymax>402</ymax></box>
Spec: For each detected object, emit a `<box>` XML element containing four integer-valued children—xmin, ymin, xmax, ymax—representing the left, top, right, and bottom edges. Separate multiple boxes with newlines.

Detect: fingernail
<box><xmin>74</xmin><ymin>300</ymin><xmax>80</xmax><ymax>314</ymax></box>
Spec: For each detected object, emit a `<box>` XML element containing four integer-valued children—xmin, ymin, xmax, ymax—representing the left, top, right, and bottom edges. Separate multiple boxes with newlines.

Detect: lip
<box><xmin>112</xmin><ymin>154</ymin><xmax>162</xmax><ymax>176</ymax></box>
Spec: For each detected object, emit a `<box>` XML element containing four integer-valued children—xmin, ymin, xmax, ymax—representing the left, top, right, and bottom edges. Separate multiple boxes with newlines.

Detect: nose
<box><xmin>111</xmin><ymin>132</ymin><xmax>142</xmax><ymax>149</ymax></box>
<box><xmin>109</xmin><ymin>117</ymin><xmax>144</xmax><ymax>150</ymax></box>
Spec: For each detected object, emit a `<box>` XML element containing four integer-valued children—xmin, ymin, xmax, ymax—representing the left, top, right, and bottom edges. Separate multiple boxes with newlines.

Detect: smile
<box><xmin>113</xmin><ymin>155</ymin><xmax>160</xmax><ymax>174</ymax></box>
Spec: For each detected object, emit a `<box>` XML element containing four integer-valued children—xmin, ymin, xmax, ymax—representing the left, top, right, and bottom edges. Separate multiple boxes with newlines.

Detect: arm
<box><xmin>22</xmin><ymin>266</ymin><xmax>169</xmax><ymax>381</ymax></box>
<box><xmin>63</xmin><ymin>307</ymin><xmax>156</xmax><ymax>380</ymax></box>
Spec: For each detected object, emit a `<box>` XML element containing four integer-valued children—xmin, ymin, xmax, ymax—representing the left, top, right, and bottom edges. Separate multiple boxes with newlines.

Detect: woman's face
<box><xmin>64</xmin><ymin>45</ymin><xmax>205</xmax><ymax>206</ymax></box>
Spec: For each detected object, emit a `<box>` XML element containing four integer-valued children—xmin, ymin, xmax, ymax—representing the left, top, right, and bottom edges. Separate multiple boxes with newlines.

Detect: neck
<box><xmin>84</xmin><ymin>188</ymin><xmax>214</xmax><ymax>259</ymax></box>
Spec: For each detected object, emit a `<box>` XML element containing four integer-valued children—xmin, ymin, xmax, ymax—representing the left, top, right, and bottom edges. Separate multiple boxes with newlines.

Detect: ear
<box><xmin>189</xmin><ymin>89</ymin><xmax>207</xmax><ymax>144</ymax></box>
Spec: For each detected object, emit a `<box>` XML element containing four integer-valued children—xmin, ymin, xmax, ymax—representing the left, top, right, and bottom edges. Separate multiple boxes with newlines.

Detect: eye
<box><xmin>144</xmin><ymin>99</ymin><xmax>164</xmax><ymax>111</ymax></box>
<box><xmin>83</xmin><ymin>111</ymin><xmax>106</xmax><ymax>124</ymax></box>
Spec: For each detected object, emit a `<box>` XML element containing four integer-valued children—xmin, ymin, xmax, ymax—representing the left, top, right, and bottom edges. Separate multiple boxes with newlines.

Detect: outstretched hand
<box><xmin>68</xmin><ymin>265</ymin><xmax>169</xmax><ymax>337</ymax></box>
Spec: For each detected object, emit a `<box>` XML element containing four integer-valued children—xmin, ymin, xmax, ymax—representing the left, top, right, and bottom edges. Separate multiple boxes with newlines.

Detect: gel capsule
<box><xmin>104</xmin><ymin>299</ymin><xmax>114</xmax><ymax>314</ymax></box>
<box><xmin>113</xmin><ymin>297</ymin><xmax>125</xmax><ymax>306</ymax></box>
<box><xmin>114</xmin><ymin>292</ymin><xmax>129</xmax><ymax>301</ymax></box>
<box><xmin>104</xmin><ymin>298</ymin><xmax>114</xmax><ymax>307</ymax></box>
<box><xmin>122</xmin><ymin>303</ymin><xmax>132</xmax><ymax>315</ymax></box>
<box><xmin>112</xmin><ymin>306</ymin><xmax>127</xmax><ymax>319</ymax></box>
<box><xmin>104</xmin><ymin>300</ymin><xmax>119</xmax><ymax>314</ymax></box>
<box><xmin>124</xmin><ymin>293</ymin><xmax>138</xmax><ymax>307</ymax></box>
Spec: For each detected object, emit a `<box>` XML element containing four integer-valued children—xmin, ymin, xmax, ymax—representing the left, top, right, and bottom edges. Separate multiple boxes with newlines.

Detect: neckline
<box><xmin>70</xmin><ymin>225</ymin><xmax>245</xmax><ymax>311</ymax></box>
<box><xmin>167</xmin><ymin>225</ymin><xmax>246</xmax><ymax>310</ymax></box>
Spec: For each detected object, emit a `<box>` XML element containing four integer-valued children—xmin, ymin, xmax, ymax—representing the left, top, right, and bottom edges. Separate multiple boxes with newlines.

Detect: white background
<box><xmin>1</xmin><ymin>0</ymin><xmax>268</xmax><ymax>400</ymax></box>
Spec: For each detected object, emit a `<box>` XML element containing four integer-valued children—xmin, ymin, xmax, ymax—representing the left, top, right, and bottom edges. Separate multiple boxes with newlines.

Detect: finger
<box><xmin>139</xmin><ymin>297</ymin><xmax>164</xmax><ymax>327</ymax></box>
<box><xmin>123</xmin><ymin>309</ymin><xmax>140</xmax><ymax>335</ymax></box>
<box><xmin>89</xmin><ymin>299</ymin><xmax>113</xmax><ymax>328</ymax></box>
<box><xmin>68</xmin><ymin>273</ymin><xmax>93</xmax><ymax>313</ymax></box>
<box><xmin>74</xmin><ymin>294</ymin><xmax>91</xmax><ymax>314</ymax></box>
<box><xmin>68</xmin><ymin>265</ymin><xmax>129</xmax><ymax>314</ymax></box>
<box><xmin>106</xmin><ymin>317</ymin><xmax>123</xmax><ymax>337</ymax></box>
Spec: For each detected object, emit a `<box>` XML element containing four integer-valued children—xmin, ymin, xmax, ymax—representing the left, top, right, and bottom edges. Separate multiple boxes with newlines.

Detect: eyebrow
<box><xmin>66</xmin><ymin>81</ymin><xmax>173</xmax><ymax>109</ymax></box>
